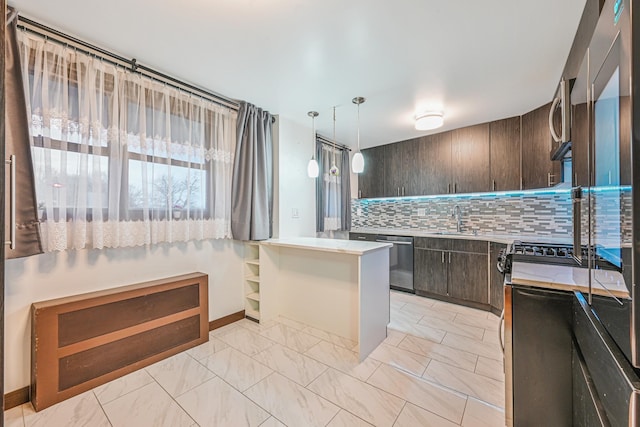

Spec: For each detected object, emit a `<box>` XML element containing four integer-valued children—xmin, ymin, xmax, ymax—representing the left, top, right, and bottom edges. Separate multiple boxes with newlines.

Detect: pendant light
<box><xmin>329</xmin><ymin>106</ymin><xmax>340</xmax><ymax>176</ymax></box>
<box><xmin>307</xmin><ymin>111</ymin><xmax>319</xmax><ymax>178</ymax></box>
<box><xmin>352</xmin><ymin>97</ymin><xmax>365</xmax><ymax>174</ymax></box>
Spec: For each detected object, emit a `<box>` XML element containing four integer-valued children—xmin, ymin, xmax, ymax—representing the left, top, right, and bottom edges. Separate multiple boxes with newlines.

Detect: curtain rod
<box><xmin>316</xmin><ymin>134</ymin><xmax>351</xmax><ymax>152</ymax></box>
<box><xmin>16</xmin><ymin>15</ymin><xmax>241</xmax><ymax>111</ymax></box>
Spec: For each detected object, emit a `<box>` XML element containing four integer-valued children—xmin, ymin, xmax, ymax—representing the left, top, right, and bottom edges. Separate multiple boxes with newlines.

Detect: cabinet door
<box><xmin>420</xmin><ymin>132</ymin><xmax>452</xmax><ymax>195</ymax></box>
<box><xmin>521</xmin><ymin>103</ymin><xmax>562</xmax><ymax>189</ymax></box>
<box><xmin>384</xmin><ymin>139</ymin><xmax>421</xmax><ymax>197</ymax></box>
<box><xmin>414</xmin><ymin>249</ymin><xmax>448</xmax><ymax>296</ymax></box>
<box><xmin>403</xmin><ymin>139</ymin><xmax>421</xmax><ymax>196</ymax></box>
<box><xmin>384</xmin><ymin>143</ymin><xmax>402</xmax><ymax>197</ymax></box>
<box><xmin>452</xmin><ymin>124</ymin><xmax>490</xmax><ymax>194</ymax></box>
<box><xmin>448</xmin><ymin>252</ymin><xmax>488</xmax><ymax>304</ymax></box>
<box><xmin>359</xmin><ymin>146</ymin><xmax>385</xmax><ymax>198</ymax></box>
<box><xmin>571</xmin><ymin>103</ymin><xmax>589</xmax><ymax>186</ymax></box>
<box><xmin>490</xmin><ymin>117</ymin><xmax>521</xmax><ymax>191</ymax></box>
<box><xmin>489</xmin><ymin>242</ymin><xmax>506</xmax><ymax>311</ymax></box>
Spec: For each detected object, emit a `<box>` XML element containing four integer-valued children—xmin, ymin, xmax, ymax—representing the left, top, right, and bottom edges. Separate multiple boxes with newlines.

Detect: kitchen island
<box><xmin>259</xmin><ymin>237</ymin><xmax>392</xmax><ymax>361</ymax></box>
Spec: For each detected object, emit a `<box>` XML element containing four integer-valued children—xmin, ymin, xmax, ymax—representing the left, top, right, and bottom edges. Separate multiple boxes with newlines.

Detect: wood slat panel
<box><xmin>59</xmin><ymin>316</ymin><xmax>200</xmax><ymax>391</ymax></box>
<box><xmin>58</xmin><ymin>284</ymin><xmax>199</xmax><ymax>347</ymax></box>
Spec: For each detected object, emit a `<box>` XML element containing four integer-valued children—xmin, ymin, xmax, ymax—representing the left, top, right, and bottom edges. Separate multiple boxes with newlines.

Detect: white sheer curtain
<box><xmin>320</xmin><ymin>144</ymin><xmax>342</xmax><ymax>231</ymax></box>
<box><xmin>18</xmin><ymin>31</ymin><xmax>237</xmax><ymax>251</ymax></box>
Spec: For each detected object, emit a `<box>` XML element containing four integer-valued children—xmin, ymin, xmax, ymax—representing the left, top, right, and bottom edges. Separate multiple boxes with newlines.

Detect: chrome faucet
<box><xmin>452</xmin><ymin>205</ymin><xmax>462</xmax><ymax>233</ymax></box>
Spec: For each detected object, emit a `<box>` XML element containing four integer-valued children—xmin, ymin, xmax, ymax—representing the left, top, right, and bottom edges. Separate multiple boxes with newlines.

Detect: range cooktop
<box><xmin>498</xmin><ymin>241</ymin><xmax>619</xmax><ymax>274</ymax></box>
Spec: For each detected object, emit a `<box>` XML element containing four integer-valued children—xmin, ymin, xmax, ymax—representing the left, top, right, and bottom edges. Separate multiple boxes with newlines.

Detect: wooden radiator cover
<box><xmin>31</xmin><ymin>272</ymin><xmax>209</xmax><ymax>411</ymax></box>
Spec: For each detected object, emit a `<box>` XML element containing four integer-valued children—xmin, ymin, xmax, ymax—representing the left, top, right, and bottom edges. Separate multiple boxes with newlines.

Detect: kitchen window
<box><xmin>19</xmin><ymin>31</ymin><xmax>237</xmax><ymax>251</ymax></box>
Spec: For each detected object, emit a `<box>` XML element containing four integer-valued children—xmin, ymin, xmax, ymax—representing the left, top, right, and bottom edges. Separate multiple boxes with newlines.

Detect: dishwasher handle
<box><xmin>375</xmin><ymin>239</ymin><xmax>412</xmax><ymax>245</ymax></box>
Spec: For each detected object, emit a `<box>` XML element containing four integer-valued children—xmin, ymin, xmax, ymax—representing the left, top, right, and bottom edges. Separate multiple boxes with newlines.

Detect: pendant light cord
<box><xmin>333</xmin><ymin>107</ymin><xmax>337</xmax><ymax>162</ymax></box>
<box><xmin>312</xmin><ymin>114</ymin><xmax>315</xmax><ymax>159</ymax></box>
<box><xmin>357</xmin><ymin>103</ymin><xmax>360</xmax><ymax>151</ymax></box>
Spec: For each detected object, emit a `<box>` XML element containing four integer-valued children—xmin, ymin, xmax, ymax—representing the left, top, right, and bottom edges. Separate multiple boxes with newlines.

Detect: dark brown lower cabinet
<box><xmin>414</xmin><ymin>239</ymin><xmax>489</xmax><ymax>308</ymax></box>
<box><xmin>448</xmin><ymin>251</ymin><xmax>488</xmax><ymax>304</ymax></box>
<box><xmin>414</xmin><ymin>249</ymin><xmax>447</xmax><ymax>296</ymax></box>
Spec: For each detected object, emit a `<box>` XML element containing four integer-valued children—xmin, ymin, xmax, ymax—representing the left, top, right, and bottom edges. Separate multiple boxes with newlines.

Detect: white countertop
<box><xmin>261</xmin><ymin>237</ymin><xmax>392</xmax><ymax>255</ymax></box>
<box><xmin>511</xmin><ymin>261</ymin><xmax>630</xmax><ymax>299</ymax></box>
<box><xmin>351</xmin><ymin>227</ymin><xmax>573</xmax><ymax>245</ymax></box>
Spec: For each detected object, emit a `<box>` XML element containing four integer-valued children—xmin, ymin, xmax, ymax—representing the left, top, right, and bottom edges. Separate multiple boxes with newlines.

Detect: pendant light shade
<box><xmin>352</xmin><ymin>97</ymin><xmax>366</xmax><ymax>174</ymax></box>
<box><xmin>307</xmin><ymin>158</ymin><xmax>319</xmax><ymax>178</ymax></box>
<box><xmin>307</xmin><ymin>111</ymin><xmax>319</xmax><ymax>178</ymax></box>
<box><xmin>352</xmin><ymin>152</ymin><xmax>364</xmax><ymax>173</ymax></box>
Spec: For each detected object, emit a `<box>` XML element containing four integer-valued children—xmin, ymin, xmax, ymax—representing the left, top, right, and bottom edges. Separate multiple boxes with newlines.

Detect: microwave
<box><xmin>549</xmin><ymin>78</ymin><xmax>572</xmax><ymax>161</ymax></box>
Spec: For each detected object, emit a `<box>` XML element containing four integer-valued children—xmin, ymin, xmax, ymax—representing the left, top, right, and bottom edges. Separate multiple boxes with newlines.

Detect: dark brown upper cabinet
<box><xmin>358</xmin><ymin>146</ymin><xmax>385</xmax><ymax>198</ymax></box>
<box><xmin>521</xmin><ymin>103</ymin><xmax>562</xmax><ymax>189</ymax></box>
<box><xmin>384</xmin><ymin>138</ymin><xmax>421</xmax><ymax>197</ymax></box>
<box><xmin>356</xmin><ymin>102</ymin><xmax>562</xmax><ymax>198</ymax></box>
<box><xmin>451</xmin><ymin>124</ymin><xmax>490</xmax><ymax>193</ymax></box>
<box><xmin>419</xmin><ymin>132</ymin><xmax>452</xmax><ymax>195</ymax></box>
<box><xmin>490</xmin><ymin>117</ymin><xmax>521</xmax><ymax>191</ymax></box>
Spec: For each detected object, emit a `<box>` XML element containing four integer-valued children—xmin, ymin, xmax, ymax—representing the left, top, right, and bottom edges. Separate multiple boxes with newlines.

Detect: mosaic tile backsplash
<box><xmin>351</xmin><ymin>187</ymin><xmax>632</xmax><ymax>242</ymax></box>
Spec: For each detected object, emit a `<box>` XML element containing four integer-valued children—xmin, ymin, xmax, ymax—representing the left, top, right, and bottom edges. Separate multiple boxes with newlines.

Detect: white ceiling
<box><xmin>11</xmin><ymin>0</ymin><xmax>586</xmax><ymax>149</ymax></box>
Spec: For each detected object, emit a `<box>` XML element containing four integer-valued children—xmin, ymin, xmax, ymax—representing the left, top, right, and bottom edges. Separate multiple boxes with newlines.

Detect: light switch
<box><xmin>292</xmin><ymin>208</ymin><xmax>299</xmax><ymax>218</ymax></box>
<box><xmin>357</xmin><ymin>208</ymin><xmax>363</xmax><ymax>216</ymax></box>
<box><xmin>417</xmin><ymin>208</ymin><xmax>426</xmax><ymax>216</ymax></box>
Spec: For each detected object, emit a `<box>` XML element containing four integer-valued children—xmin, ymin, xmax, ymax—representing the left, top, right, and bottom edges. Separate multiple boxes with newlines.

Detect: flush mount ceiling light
<box><xmin>351</xmin><ymin>96</ymin><xmax>365</xmax><ymax>174</ymax></box>
<box><xmin>307</xmin><ymin>111</ymin><xmax>319</xmax><ymax>178</ymax></box>
<box><xmin>415</xmin><ymin>111</ymin><xmax>444</xmax><ymax>131</ymax></box>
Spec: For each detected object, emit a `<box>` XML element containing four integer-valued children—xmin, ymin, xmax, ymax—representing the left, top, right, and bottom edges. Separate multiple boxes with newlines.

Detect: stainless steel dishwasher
<box><xmin>375</xmin><ymin>235</ymin><xmax>414</xmax><ymax>293</ymax></box>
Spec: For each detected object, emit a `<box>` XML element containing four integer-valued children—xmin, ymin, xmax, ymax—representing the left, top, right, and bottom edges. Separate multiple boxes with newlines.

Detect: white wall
<box><xmin>275</xmin><ymin>116</ymin><xmax>316</xmax><ymax>238</ymax></box>
<box><xmin>3</xmin><ymin>115</ymin><xmax>317</xmax><ymax>394</ymax></box>
<box><xmin>4</xmin><ymin>239</ymin><xmax>244</xmax><ymax>393</ymax></box>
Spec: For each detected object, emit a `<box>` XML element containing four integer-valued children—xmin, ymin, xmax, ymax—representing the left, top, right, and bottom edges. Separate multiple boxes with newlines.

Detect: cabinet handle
<box><xmin>358</xmin><ymin>189</ymin><xmax>362</xmax><ymax>199</ymax></box>
<box><xmin>448</xmin><ymin>252</ymin><xmax>451</xmax><ymax>264</ymax></box>
<box><xmin>402</xmin><ymin>186</ymin><xmax>405</xmax><ymax>196</ymax></box>
<box><xmin>498</xmin><ymin>310</ymin><xmax>505</xmax><ymax>355</ymax></box>
<box><xmin>454</xmin><ymin>183</ymin><xmax>457</xmax><ymax>193</ymax></box>
<box><xmin>441</xmin><ymin>251</ymin><xmax>445</xmax><ymax>263</ymax></box>
<box><xmin>397</xmin><ymin>187</ymin><xmax>400</xmax><ymax>196</ymax></box>
<box><xmin>492</xmin><ymin>180</ymin><xmax>496</xmax><ymax>191</ymax></box>
<box><xmin>4</xmin><ymin>155</ymin><xmax>16</xmax><ymax>250</ymax></box>
<box><xmin>448</xmin><ymin>183</ymin><xmax>451</xmax><ymax>194</ymax></box>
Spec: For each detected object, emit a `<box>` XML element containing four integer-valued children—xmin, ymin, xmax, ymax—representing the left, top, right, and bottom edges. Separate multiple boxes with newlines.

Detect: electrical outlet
<box><xmin>291</xmin><ymin>208</ymin><xmax>299</xmax><ymax>219</ymax></box>
<box><xmin>357</xmin><ymin>208</ymin><xmax>363</xmax><ymax>216</ymax></box>
<box><xmin>417</xmin><ymin>208</ymin><xmax>426</xmax><ymax>216</ymax></box>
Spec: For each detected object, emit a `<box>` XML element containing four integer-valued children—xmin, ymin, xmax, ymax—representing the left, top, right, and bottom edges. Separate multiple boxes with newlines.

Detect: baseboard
<box><xmin>209</xmin><ymin>310</ymin><xmax>245</xmax><ymax>331</ymax></box>
<box><xmin>5</xmin><ymin>386</ymin><xmax>29</xmax><ymax>410</ymax></box>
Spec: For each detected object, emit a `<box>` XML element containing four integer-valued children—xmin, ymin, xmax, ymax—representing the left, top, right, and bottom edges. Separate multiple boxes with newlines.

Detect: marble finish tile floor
<box><xmin>5</xmin><ymin>291</ymin><xmax>505</xmax><ymax>426</ymax></box>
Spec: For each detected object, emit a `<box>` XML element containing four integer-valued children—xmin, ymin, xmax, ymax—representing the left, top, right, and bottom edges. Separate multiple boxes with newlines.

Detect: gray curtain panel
<box><xmin>315</xmin><ymin>139</ymin><xmax>325</xmax><ymax>232</ymax></box>
<box><xmin>4</xmin><ymin>8</ymin><xmax>43</xmax><ymax>259</ymax></box>
<box><xmin>231</xmin><ymin>102</ymin><xmax>273</xmax><ymax>241</ymax></box>
<box><xmin>340</xmin><ymin>148</ymin><xmax>351</xmax><ymax>231</ymax></box>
